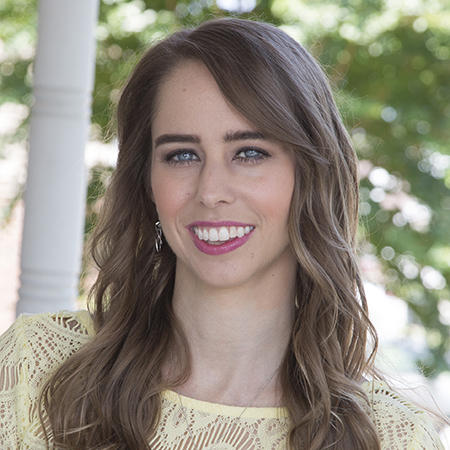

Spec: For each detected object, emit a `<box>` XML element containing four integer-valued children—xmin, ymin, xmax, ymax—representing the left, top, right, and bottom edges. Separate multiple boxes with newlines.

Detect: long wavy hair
<box><xmin>41</xmin><ymin>18</ymin><xmax>380</xmax><ymax>450</ymax></box>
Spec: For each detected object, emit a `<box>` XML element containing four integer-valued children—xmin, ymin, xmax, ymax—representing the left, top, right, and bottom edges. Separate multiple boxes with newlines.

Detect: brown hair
<box><xmin>41</xmin><ymin>18</ymin><xmax>379</xmax><ymax>450</ymax></box>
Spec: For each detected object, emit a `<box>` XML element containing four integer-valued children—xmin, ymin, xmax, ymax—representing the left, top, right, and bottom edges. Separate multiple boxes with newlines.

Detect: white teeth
<box><xmin>194</xmin><ymin>225</ymin><xmax>254</xmax><ymax>242</ymax></box>
<box><xmin>208</xmin><ymin>228</ymin><xmax>219</xmax><ymax>242</ymax></box>
<box><xmin>218</xmin><ymin>227</ymin><xmax>229</xmax><ymax>241</ymax></box>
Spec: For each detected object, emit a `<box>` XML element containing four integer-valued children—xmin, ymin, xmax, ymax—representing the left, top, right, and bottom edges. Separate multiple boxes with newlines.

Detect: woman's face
<box><xmin>151</xmin><ymin>62</ymin><xmax>296</xmax><ymax>290</ymax></box>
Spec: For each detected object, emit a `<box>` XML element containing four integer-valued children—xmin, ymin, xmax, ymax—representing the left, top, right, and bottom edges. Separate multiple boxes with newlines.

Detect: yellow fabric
<box><xmin>0</xmin><ymin>311</ymin><xmax>444</xmax><ymax>450</ymax></box>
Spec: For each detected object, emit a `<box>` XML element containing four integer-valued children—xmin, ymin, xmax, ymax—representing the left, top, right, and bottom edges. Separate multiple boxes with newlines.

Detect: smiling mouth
<box><xmin>193</xmin><ymin>225</ymin><xmax>254</xmax><ymax>245</ymax></box>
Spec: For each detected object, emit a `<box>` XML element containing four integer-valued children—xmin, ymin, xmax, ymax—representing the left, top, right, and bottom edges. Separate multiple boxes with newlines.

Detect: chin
<box><xmin>186</xmin><ymin>262</ymin><xmax>257</xmax><ymax>289</ymax></box>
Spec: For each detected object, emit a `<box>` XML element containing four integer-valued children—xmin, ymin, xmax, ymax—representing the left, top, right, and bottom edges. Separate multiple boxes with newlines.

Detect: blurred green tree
<box><xmin>1</xmin><ymin>0</ymin><xmax>449</xmax><ymax>374</ymax></box>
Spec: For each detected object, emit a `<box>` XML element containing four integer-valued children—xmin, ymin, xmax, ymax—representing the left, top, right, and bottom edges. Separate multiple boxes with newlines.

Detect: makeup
<box><xmin>188</xmin><ymin>221</ymin><xmax>254</xmax><ymax>255</ymax></box>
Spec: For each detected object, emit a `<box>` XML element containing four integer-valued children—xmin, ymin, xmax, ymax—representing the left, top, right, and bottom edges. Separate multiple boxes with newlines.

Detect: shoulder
<box><xmin>16</xmin><ymin>309</ymin><xmax>95</xmax><ymax>340</ymax></box>
<box><xmin>1</xmin><ymin>309</ymin><xmax>95</xmax><ymax>347</ymax></box>
<box><xmin>0</xmin><ymin>311</ymin><xmax>95</xmax><ymax>449</ymax></box>
<box><xmin>0</xmin><ymin>310</ymin><xmax>95</xmax><ymax>383</ymax></box>
<box><xmin>362</xmin><ymin>380</ymin><xmax>444</xmax><ymax>450</ymax></box>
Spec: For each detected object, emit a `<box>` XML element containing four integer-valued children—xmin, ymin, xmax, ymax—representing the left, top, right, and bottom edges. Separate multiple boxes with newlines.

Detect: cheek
<box><xmin>253</xmin><ymin>171</ymin><xmax>295</xmax><ymax>223</ymax></box>
<box><xmin>151</xmin><ymin>173</ymin><xmax>192</xmax><ymax>219</ymax></box>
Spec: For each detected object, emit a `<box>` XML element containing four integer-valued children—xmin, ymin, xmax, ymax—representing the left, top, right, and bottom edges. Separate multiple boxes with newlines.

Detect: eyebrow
<box><xmin>154</xmin><ymin>130</ymin><xmax>267</xmax><ymax>148</ymax></box>
<box><xmin>154</xmin><ymin>134</ymin><xmax>201</xmax><ymax>148</ymax></box>
<box><xmin>223</xmin><ymin>131</ymin><xmax>267</xmax><ymax>142</ymax></box>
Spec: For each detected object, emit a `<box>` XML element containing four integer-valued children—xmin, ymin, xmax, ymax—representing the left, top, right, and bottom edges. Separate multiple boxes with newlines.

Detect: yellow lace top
<box><xmin>0</xmin><ymin>311</ymin><xmax>444</xmax><ymax>450</ymax></box>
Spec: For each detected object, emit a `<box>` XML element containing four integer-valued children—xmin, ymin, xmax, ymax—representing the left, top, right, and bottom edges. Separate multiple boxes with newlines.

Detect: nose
<box><xmin>195</xmin><ymin>160</ymin><xmax>236</xmax><ymax>208</ymax></box>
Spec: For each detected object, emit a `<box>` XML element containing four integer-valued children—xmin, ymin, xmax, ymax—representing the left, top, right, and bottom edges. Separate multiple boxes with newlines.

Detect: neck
<box><xmin>171</xmin><ymin>262</ymin><xmax>296</xmax><ymax>407</ymax></box>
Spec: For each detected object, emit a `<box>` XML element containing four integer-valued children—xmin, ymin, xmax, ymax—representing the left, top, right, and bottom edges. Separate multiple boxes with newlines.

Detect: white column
<box><xmin>16</xmin><ymin>0</ymin><xmax>100</xmax><ymax>315</ymax></box>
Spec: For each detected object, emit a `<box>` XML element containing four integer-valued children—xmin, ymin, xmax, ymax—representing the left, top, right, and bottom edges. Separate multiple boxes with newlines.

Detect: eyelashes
<box><xmin>164</xmin><ymin>149</ymin><xmax>199</xmax><ymax>164</ymax></box>
<box><xmin>234</xmin><ymin>147</ymin><xmax>271</xmax><ymax>163</ymax></box>
<box><xmin>163</xmin><ymin>147</ymin><xmax>271</xmax><ymax>166</ymax></box>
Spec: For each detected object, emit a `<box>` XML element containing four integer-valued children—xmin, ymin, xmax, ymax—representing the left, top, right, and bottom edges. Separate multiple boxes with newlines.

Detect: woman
<box><xmin>0</xmin><ymin>18</ymin><xmax>444</xmax><ymax>450</ymax></box>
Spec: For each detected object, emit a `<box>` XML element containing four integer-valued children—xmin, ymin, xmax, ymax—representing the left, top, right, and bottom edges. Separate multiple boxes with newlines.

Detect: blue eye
<box><xmin>165</xmin><ymin>150</ymin><xmax>199</xmax><ymax>164</ymax></box>
<box><xmin>241</xmin><ymin>149</ymin><xmax>260</xmax><ymax>158</ymax></box>
<box><xmin>175</xmin><ymin>151</ymin><xmax>196</xmax><ymax>161</ymax></box>
<box><xmin>235</xmin><ymin>147</ymin><xmax>270</xmax><ymax>162</ymax></box>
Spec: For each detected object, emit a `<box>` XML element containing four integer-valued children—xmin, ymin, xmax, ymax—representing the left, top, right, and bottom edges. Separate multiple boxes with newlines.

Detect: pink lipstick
<box><xmin>187</xmin><ymin>221</ymin><xmax>254</xmax><ymax>255</ymax></box>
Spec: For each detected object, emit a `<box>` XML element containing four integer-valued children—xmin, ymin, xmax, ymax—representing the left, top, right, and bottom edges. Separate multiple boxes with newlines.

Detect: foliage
<box><xmin>300</xmin><ymin>2</ymin><xmax>450</xmax><ymax>375</ymax></box>
<box><xmin>0</xmin><ymin>0</ymin><xmax>36</xmax><ymax>106</ymax></box>
<box><xmin>1</xmin><ymin>0</ymin><xmax>450</xmax><ymax>374</ymax></box>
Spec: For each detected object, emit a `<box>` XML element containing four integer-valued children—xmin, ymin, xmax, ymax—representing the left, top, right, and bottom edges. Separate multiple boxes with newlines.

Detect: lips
<box><xmin>193</xmin><ymin>225</ymin><xmax>254</xmax><ymax>244</ymax></box>
<box><xmin>188</xmin><ymin>222</ymin><xmax>254</xmax><ymax>255</ymax></box>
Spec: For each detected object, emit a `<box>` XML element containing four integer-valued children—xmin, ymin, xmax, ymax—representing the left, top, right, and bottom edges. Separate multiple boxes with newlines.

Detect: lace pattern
<box><xmin>368</xmin><ymin>381</ymin><xmax>444</xmax><ymax>450</ymax></box>
<box><xmin>149</xmin><ymin>393</ymin><xmax>289</xmax><ymax>450</ymax></box>
<box><xmin>0</xmin><ymin>311</ymin><xmax>93</xmax><ymax>449</ymax></box>
<box><xmin>0</xmin><ymin>311</ymin><xmax>444</xmax><ymax>450</ymax></box>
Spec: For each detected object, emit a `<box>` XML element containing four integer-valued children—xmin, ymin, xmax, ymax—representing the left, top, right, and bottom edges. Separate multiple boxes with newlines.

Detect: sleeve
<box><xmin>0</xmin><ymin>315</ymin><xmax>32</xmax><ymax>450</ymax></box>
<box><xmin>368</xmin><ymin>381</ymin><xmax>445</xmax><ymax>450</ymax></box>
<box><xmin>407</xmin><ymin>409</ymin><xmax>445</xmax><ymax>450</ymax></box>
<box><xmin>0</xmin><ymin>311</ymin><xmax>93</xmax><ymax>450</ymax></box>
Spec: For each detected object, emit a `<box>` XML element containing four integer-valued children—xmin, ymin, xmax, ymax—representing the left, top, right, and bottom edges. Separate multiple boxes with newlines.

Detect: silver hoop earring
<box><xmin>155</xmin><ymin>221</ymin><xmax>163</xmax><ymax>252</ymax></box>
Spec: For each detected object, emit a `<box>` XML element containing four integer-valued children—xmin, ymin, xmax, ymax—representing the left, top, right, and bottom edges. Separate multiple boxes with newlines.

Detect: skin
<box><xmin>151</xmin><ymin>62</ymin><xmax>298</xmax><ymax>407</ymax></box>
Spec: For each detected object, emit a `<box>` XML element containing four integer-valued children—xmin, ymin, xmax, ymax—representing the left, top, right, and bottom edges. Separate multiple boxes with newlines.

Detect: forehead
<box><xmin>152</xmin><ymin>61</ymin><xmax>257</xmax><ymax>137</ymax></box>
<box><xmin>155</xmin><ymin>61</ymin><xmax>223</xmax><ymax>112</ymax></box>
<box><xmin>161</xmin><ymin>61</ymin><xmax>213</xmax><ymax>89</ymax></box>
